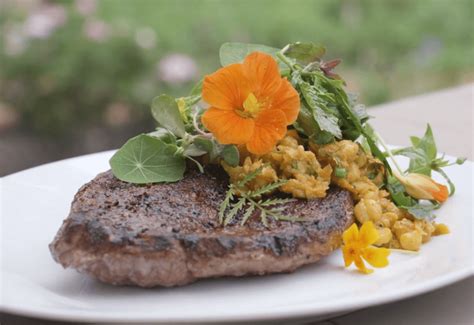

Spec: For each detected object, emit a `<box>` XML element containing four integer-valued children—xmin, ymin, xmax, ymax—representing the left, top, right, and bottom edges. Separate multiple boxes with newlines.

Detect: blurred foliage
<box><xmin>0</xmin><ymin>0</ymin><xmax>472</xmax><ymax>137</ymax></box>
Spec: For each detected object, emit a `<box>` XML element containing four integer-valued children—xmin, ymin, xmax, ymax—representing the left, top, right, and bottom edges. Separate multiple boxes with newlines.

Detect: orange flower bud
<box><xmin>395</xmin><ymin>172</ymin><xmax>449</xmax><ymax>203</ymax></box>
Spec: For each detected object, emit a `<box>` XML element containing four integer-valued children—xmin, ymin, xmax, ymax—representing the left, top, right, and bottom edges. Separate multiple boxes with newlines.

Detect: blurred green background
<box><xmin>0</xmin><ymin>0</ymin><xmax>473</xmax><ymax>175</ymax></box>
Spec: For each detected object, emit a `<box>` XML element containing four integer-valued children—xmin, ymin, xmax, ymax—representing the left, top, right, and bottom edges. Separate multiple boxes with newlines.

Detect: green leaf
<box><xmin>151</xmin><ymin>94</ymin><xmax>186</xmax><ymax>138</ymax></box>
<box><xmin>404</xmin><ymin>124</ymin><xmax>438</xmax><ymax>176</ymax></box>
<box><xmin>295</xmin><ymin>102</ymin><xmax>319</xmax><ymax>137</ymax></box>
<box><xmin>148</xmin><ymin>127</ymin><xmax>176</xmax><ymax>144</ymax></box>
<box><xmin>194</xmin><ymin>136</ymin><xmax>214</xmax><ymax>151</ymax></box>
<box><xmin>386</xmin><ymin>175</ymin><xmax>415</xmax><ymax>207</ymax></box>
<box><xmin>313</xmin><ymin>131</ymin><xmax>335</xmax><ymax>145</ymax></box>
<box><xmin>352</xmin><ymin>104</ymin><xmax>370</xmax><ymax>123</ymax></box>
<box><xmin>219</xmin><ymin>42</ymin><xmax>286</xmax><ymax>70</ymax></box>
<box><xmin>299</xmin><ymin>81</ymin><xmax>342</xmax><ymax>138</ymax></box>
<box><xmin>259</xmin><ymin>197</ymin><xmax>296</xmax><ymax>207</ymax></box>
<box><xmin>418</xmin><ymin>124</ymin><xmax>437</xmax><ymax>160</ymax></box>
<box><xmin>405</xmin><ymin>203</ymin><xmax>437</xmax><ymax>221</ymax></box>
<box><xmin>110</xmin><ymin>134</ymin><xmax>186</xmax><ymax>184</ymax></box>
<box><xmin>193</xmin><ymin>137</ymin><xmax>239</xmax><ymax>165</ymax></box>
<box><xmin>248</xmin><ymin>179</ymin><xmax>287</xmax><ymax>197</ymax></box>
<box><xmin>240</xmin><ymin>204</ymin><xmax>255</xmax><ymax>225</ymax></box>
<box><xmin>283</xmin><ymin>42</ymin><xmax>326</xmax><ymax>64</ymax></box>
<box><xmin>183</xmin><ymin>143</ymin><xmax>207</xmax><ymax>157</ymax></box>
<box><xmin>219</xmin><ymin>188</ymin><xmax>234</xmax><ymax>224</ymax></box>
<box><xmin>220</xmin><ymin>145</ymin><xmax>240</xmax><ymax>166</ymax></box>
<box><xmin>224</xmin><ymin>198</ymin><xmax>246</xmax><ymax>226</ymax></box>
<box><xmin>410</xmin><ymin>136</ymin><xmax>421</xmax><ymax>147</ymax></box>
<box><xmin>392</xmin><ymin>147</ymin><xmax>427</xmax><ymax>161</ymax></box>
<box><xmin>394</xmin><ymin>146</ymin><xmax>431</xmax><ymax>175</ymax></box>
<box><xmin>313</xmin><ymin>106</ymin><xmax>341</xmax><ymax>138</ymax></box>
<box><xmin>194</xmin><ymin>136</ymin><xmax>219</xmax><ymax>160</ymax></box>
<box><xmin>236</xmin><ymin>165</ymin><xmax>265</xmax><ymax>188</ymax></box>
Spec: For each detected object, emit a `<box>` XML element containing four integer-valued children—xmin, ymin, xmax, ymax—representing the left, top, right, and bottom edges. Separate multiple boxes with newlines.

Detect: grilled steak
<box><xmin>50</xmin><ymin>167</ymin><xmax>353</xmax><ymax>287</ymax></box>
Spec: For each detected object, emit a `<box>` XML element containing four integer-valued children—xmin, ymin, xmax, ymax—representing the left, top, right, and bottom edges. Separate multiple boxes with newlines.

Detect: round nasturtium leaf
<box><xmin>110</xmin><ymin>134</ymin><xmax>185</xmax><ymax>184</ymax></box>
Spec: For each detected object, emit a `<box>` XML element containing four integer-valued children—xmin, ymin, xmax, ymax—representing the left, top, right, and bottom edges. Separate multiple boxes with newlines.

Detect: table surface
<box><xmin>1</xmin><ymin>83</ymin><xmax>473</xmax><ymax>325</ymax></box>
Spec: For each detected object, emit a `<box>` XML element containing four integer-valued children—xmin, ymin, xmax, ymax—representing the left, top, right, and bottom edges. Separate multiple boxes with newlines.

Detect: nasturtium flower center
<box><xmin>240</xmin><ymin>92</ymin><xmax>262</xmax><ymax>118</ymax></box>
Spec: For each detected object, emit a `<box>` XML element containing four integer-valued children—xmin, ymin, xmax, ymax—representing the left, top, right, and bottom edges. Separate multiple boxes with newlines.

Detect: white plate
<box><xmin>0</xmin><ymin>150</ymin><xmax>473</xmax><ymax>324</ymax></box>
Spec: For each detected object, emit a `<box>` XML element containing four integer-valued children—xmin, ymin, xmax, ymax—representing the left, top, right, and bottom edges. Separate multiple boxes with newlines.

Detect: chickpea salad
<box><xmin>109</xmin><ymin>42</ymin><xmax>466</xmax><ymax>274</ymax></box>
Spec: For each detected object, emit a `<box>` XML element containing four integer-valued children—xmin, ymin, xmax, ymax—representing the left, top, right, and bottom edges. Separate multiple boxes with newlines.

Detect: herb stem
<box><xmin>276</xmin><ymin>47</ymin><xmax>295</xmax><ymax>70</ymax></box>
<box><xmin>372</xmin><ymin>129</ymin><xmax>405</xmax><ymax>175</ymax></box>
<box><xmin>192</xmin><ymin>111</ymin><xmax>212</xmax><ymax>137</ymax></box>
<box><xmin>434</xmin><ymin>167</ymin><xmax>456</xmax><ymax>196</ymax></box>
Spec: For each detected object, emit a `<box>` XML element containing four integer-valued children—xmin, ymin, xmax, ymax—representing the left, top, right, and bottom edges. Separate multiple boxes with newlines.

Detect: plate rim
<box><xmin>1</xmin><ymin>150</ymin><xmax>473</xmax><ymax>323</ymax></box>
<box><xmin>1</xmin><ymin>270</ymin><xmax>472</xmax><ymax>323</ymax></box>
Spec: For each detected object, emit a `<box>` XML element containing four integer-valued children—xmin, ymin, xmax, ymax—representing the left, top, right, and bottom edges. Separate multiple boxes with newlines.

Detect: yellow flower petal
<box><xmin>362</xmin><ymin>246</ymin><xmax>391</xmax><ymax>268</ymax></box>
<box><xmin>342</xmin><ymin>223</ymin><xmax>359</xmax><ymax>245</ymax></box>
<box><xmin>359</xmin><ymin>221</ymin><xmax>379</xmax><ymax>247</ymax></box>
<box><xmin>342</xmin><ymin>245</ymin><xmax>355</xmax><ymax>267</ymax></box>
<box><xmin>354</xmin><ymin>255</ymin><xmax>373</xmax><ymax>274</ymax></box>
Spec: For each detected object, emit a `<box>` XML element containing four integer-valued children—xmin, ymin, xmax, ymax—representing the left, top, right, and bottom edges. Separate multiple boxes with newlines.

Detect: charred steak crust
<box><xmin>50</xmin><ymin>167</ymin><xmax>354</xmax><ymax>287</ymax></box>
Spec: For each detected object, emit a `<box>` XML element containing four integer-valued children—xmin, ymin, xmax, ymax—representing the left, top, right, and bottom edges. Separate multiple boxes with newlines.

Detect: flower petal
<box><xmin>271</xmin><ymin>78</ymin><xmax>300</xmax><ymax>124</ymax></box>
<box><xmin>362</xmin><ymin>246</ymin><xmax>390</xmax><ymax>268</ymax></box>
<box><xmin>396</xmin><ymin>172</ymin><xmax>449</xmax><ymax>202</ymax></box>
<box><xmin>243</xmin><ymin>52</ymin><xmax>281</xmax><ymax>99</ymax></box>
<box><xmin>201</xmin><ymin>107</ymin><xmax>254</xmax><ymax>144</ymax></box>
<box><xmin>354</xmin><ymin>255</ymin><xmax>373</xmax><ymax>274</ymax></box>
<box><xmin>246</xmin><ymin>109</ymin><xmax>287</xmax><ymax>155</ymax></box>
<box><xmin>359</xmin><ymin>221</ymin><xmax>379</xmax><ymax>247</ymax></box>
<box><xmin>342</xmin><ymin>245</ymin><xmax>354</xmax><ymax>267</ymax></box>
<box><xmin>342</xmin><ymin>223</ymin><xmax>359</xmax><ymax>245</ymax></box>
<box><xmin>202</xmin><ymin>63</ymin><xmax>250</xmax><ymax>110</ymax></box>
<box><xmin>431</xmin><ymin>182</ymin><xmax>449</xmax><ymax>202</ymax></box>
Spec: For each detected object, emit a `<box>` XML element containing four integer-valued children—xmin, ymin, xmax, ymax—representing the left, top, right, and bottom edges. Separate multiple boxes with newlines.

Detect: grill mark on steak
<box><xmin>49</xmin><ymin>166</ymin><xmax>354</xmax><ymax>287</ymax></box>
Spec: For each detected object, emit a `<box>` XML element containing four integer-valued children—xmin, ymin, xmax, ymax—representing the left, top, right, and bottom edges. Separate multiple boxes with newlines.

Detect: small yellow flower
<box><xmin>395</xmin><ymin>172</ymin><xmax>449</xmax><ymax>203</ymax></box>
<box><xmin>342</xmin><ymin>221</ymin><xmax>390</xmax><ymax>274</ymax></box>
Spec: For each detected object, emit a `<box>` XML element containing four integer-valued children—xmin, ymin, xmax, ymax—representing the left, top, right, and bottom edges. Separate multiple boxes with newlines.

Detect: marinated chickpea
<box><xmin>434</xmin><ymin>223</ymin><xmax>450</xmax><ymax>235</ymax></box>
<box><xmin>374</xmin><ymin>227</ymin><xmax>392</xmax><ymax>246</ymax></box>
<box><xmin>399</xmin><ymin>231</ymin><xmax>423</xmax><ymax>251</ymax></box>
<box><xmin>354</xmin><ymin>198</ymin><xmax>382</xmax><ymax>223</ymax></box>
<box><xmin>379</xmin><ymin>212</ymin><xmax>398</xmax><ymax>228</ymax></box>
<box><xmin>414</xmin><ymin>220</ymin><xmax>435</xmax><ymax>243</ymax></box>
<box><xmin>393</xmin><ymin>219</ymin><xmax>414</xmax><ymax>238</ymax></box>
<box><xmin>351</xmin><ymin>180</ymin><xmax>379</xmax><ymax>199</ymax></box>
<box><xmin>346</xmin><ymin>163</ymin><xmax>361</xmax><ymax>183</ymax></box>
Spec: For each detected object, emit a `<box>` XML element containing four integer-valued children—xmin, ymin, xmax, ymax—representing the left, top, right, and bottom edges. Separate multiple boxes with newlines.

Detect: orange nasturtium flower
<box><xmin>201</xmin><ymin>52</ymin><xmax>300</xmax><ymax>155</ymax></box>
<box><xmin>342</xmin><ymin>221</ymin><xmax>390</xmax><ymax>274</ymax></box>
<box><xmin>395</xmin><ymin>172</ymin><xmax>449</xmax><ymax>203</ymax></box>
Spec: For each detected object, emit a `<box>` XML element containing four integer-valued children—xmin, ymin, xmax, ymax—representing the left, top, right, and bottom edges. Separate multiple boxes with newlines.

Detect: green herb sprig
<box><xmin>219</xmin><ymin>166</ymin><xmax>304</xmax><ymax>226</ymax></box>
<box><xmin>389</xmin><ymin>124</ymin><xmax>466</xmax><ymax>196</ymax></box>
